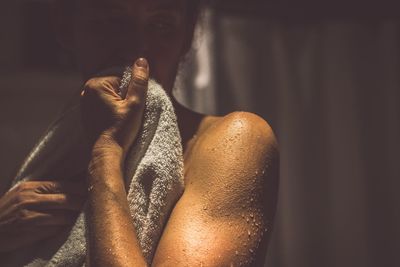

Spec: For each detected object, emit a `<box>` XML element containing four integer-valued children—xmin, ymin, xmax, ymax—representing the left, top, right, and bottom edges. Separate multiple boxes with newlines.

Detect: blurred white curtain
<box><xmin>175</xmin><ymin>12</ymin><xmax>400</xmax><ymax>267</ymax></box>
<box><xmin>173</xmin><ymin>9</ymin><xmax>218</xmax><ymax>114</ymax></box>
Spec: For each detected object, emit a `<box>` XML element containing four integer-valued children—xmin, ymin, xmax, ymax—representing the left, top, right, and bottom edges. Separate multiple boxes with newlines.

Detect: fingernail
<box><xmin>135</xmin><ymin>58</ymin><xmax>148</xmax><ymax>69</ymax></box>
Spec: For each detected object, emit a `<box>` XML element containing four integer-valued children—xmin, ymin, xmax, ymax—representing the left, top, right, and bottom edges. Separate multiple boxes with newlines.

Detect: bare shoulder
<box><xmin>185</xmin><ymin>111</ymin><xmax>279</xmax><ymax>200</ymax></box>
<box><xmin>189</xmin><ymin>111</ymin><xmax>278</xmax><ymax>163</ymax></box>
<box><xmin>206</xmin><ymin>111</ymin><xmax>277</xmax><ymax>146</ymax></box>
<box><xmin>153</xmin><ymin>112</ymin><xmax>279</xmax><ymax>266</ymax></box>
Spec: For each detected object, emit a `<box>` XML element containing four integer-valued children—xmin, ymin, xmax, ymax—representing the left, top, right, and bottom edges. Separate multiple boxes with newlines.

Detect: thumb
<box><xmin>125</xmin><ymin>58</ymin><xmax>149</xmax><ymax>101</ymax></box>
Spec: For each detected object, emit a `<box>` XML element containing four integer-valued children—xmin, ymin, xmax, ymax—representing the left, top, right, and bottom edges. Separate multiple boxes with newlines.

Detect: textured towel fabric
<box><xmin>3</xmin><ymin>68</ymin><xmax>185</xmax><ymax>266</ymax></box>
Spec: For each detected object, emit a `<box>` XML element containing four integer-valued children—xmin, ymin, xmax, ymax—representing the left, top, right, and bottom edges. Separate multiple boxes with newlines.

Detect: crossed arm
<box><xmin>86</xmin><ymin>111</ymin><xmax>279</xmax><ymax>266</ymax></box>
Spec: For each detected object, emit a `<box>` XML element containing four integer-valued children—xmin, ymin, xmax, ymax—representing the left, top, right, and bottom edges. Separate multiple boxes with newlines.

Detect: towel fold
<box><xmin>4</xmin><ymin>68</ymin><xmax>185</xmax><ymax>266</ymax></box>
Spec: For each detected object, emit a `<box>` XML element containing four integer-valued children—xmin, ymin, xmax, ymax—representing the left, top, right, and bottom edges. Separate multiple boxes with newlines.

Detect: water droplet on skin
<box><xmin>250</xmin><ymin>213</ymin><xmax>254</xmax><ymax>218</ymax></box>
<box><xmin>249</xmin><ymin>248</ymin><xmax>254</xmax><ymax>253</ymax></box>
<box><xmin>248</xmin><ymin>230</ymin><xmax>251</xmax><ymax>236</ymax></box>
<box><xmin>235</xmin><ymin>250</ymin><xmax>239</xmax><ymax>255</ymax></box>
<box><xmin>250</xmin><ymin>198</ymin><xmax>254</xmax><ymax>202</ymax></box>
<box><xmin>246</xmin><ymin>218</ymin><xmax>250</xmax><ymax>223</ymax></box>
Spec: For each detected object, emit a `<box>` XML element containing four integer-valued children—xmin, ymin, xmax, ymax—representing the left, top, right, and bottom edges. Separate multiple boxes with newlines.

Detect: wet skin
<box><xmin>0</xmin><ymin>0</ymin><xmax>279</xmax><ymax>266</ymax></box>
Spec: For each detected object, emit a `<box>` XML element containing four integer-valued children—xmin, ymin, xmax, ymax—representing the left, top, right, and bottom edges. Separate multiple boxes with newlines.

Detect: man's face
<box><xmin>70</xmin><ymin>0</ymin><xmax>192</xmax><ymax>91</ymax></box>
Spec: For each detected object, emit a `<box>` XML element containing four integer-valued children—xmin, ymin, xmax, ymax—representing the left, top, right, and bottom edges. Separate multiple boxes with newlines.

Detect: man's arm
<box><xmin>0</xmin><ymin>180</ymin><xmax>86</xmax><ymax>252</ymax></box>
<box><xmin>83</xmin><ymin>59</ymin><xmax>149</xmax><ymax>266</ymax></box>
<box><xmin>86</xmin><ymin>146</ymin><xmax>147</xmax><ymax>266</ymax></box>
<box><xmin>152</xmin><ymin>112</ymin><xmax>279</xmax><ymax>266</ymax></box>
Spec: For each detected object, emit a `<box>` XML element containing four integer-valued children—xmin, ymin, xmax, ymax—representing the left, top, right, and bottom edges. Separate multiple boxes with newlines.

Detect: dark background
<box><xmin>1</xmin><ymin>1</ymin><xmax>399</xmax><ymax>266</ymax></box>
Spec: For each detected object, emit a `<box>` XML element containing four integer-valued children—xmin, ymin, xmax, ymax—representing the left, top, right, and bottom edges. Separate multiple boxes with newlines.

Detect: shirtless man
<box><xmin>0</xmin><ymin>0</ymin><xmax>279</xmax><ymax>266</ymax></box>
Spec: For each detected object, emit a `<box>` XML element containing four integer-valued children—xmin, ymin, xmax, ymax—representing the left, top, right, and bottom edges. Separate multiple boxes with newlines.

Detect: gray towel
<box><xmin>3</xmin><ymin>68</ymin><xmax>185</xmax><ymax>266</ymax></box>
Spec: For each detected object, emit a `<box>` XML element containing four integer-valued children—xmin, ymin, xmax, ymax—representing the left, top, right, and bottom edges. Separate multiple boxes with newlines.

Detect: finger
<box><xmin>82</xmin><ymin>77</ymin><xmax>121</xmax><ymax>98</ymax></box>
<box><xmin>29</xmin><ymin>181</ymin><xmax>87</xmax><ymax>196</ymax></box>
<box><xmin>125</xmin><ymin>58</ymin><xmax>149</xmax><ymax>100</ymax></box>
<box><xmin>98</xmin><ymin>77</ymin><xmax>122</xmax><ymax>99</ymax></box>
<box><xmin>29</xmin><ymin>193</ymin><xmax>86</xmax><ymax>211</ymax></box>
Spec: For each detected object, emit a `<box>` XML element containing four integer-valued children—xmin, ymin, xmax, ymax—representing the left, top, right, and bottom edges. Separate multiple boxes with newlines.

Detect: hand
<box><xmin>0</xmin><ymin>180</ymin><xmax>86</xmax><ymax>252</ymax></box>
<box><xmin>81</xmin><ymin>58</ymin><xmax>149</xmax><ymax>158</ymax></box>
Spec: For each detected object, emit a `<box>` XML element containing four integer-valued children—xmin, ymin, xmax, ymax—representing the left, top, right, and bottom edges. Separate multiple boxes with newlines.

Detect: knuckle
<box><xmin>84</xmin><ymin>78</ymin><xmax>99</xmax><ymax>90</ymax></box>
<box><xmin>83</xmin><ymin>78</ymin><xmax>119</xmax><ymax>99</ymax></box>
<box><xmin>48</xmin><ymin>181</ymin><xmax>62</xmax><ymax>192</ymax></box>
<box><xmin>83</xmin><ymin>79</ymin><xmax>102</xmax><ymax>97</ymax></box>
<box><xmin>35</xmin><ymin>181</ymin><xmax>59</xmax><ymax>194</ymax></box>
<box><xmin>14</xmin><ymin>193</ymin><xmax>25</xmax><ymax>205</ymax></box>
<box><xmin>99</xmin><ymin>80</ymin><xmax>111</xmax><ymax>90</ymax></box>
<box><xmin>100</xmin><ymin>78</ymin><xmax>119</xmax><ymax>90</ymax></box>
<box><xmin>131</xmin><ymin>76</ymin><xmax>148</xmax><ymax>88</ymax></box>
<box><xmin>127</xmin><ymin>97</ymin><xmax>142</xmax><ymax>109</ymax></box>
<box><xmin>83</xmin><ymin>80</ymin><xmax>95</xmax><ymax>93</ymax></box>
<box><xmin>14</xmin><ymin>192</ymin><xmax>35</xmax><ymax>208</ymax></box>
<box><xmin>33</xmin><ymin>184</ymin><xmax>46</xmax><ymax>194</ymax></box>
<box><xmin>15</xmin><ymin>182</ymin><xmax>29</xmax><ymax>193</ymax></box>
<box><xmin>116</xmin><ymin>105</ymin><xmax>127</xmax><ymax>115</ymax></box>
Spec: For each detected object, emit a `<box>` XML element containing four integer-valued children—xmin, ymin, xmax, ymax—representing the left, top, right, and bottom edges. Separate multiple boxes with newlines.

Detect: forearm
<box><xmin>86</xmin><ymin>145</ymin><xmax>147</xmax><ymax>267</ymax></box>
